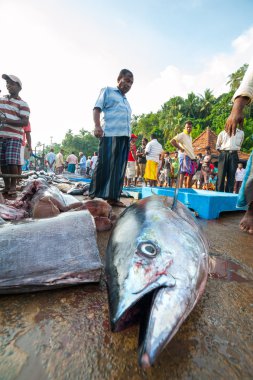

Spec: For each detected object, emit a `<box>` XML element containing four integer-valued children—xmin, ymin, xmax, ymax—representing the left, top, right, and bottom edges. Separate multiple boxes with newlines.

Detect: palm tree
<box><xmin>184</xmin><ymin>92</ymin><xmax>200</xmax><ymax>118</ymax></box>
<box><xmin>199</xmin><ymin>89</ymin><xmax>215</xmax><ymax>118</ymax></box>
<box><xmin>226</xmin><ymin>64</ymin><xmax>249</xmax><ymax>92</ymax></box>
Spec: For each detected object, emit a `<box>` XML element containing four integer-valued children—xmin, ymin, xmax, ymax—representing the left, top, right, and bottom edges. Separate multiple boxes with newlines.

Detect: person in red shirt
<box><xmin>124</xmin><ymin>134</ymin><xmax>137</xmax><ymax>187</ymax></box>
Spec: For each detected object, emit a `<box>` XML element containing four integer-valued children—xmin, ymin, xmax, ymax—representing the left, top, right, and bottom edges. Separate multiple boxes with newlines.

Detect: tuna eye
<box><xmin>136</xmin><ymin>241</ymin><xmax>159</xmax><ymax>259</ymax></box>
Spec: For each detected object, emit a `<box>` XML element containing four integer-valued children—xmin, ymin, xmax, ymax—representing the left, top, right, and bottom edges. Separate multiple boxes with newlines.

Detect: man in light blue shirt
<box><xmin>45</xmin><ymin>148</ymin><xmax>56</xmax><ymax>174</ymax></box>
<box><xmin>89</xmin><ymin>69</ymin><xmax>134</xmax><ymax>207</ymax></box>
<box><xmin>94</xmin><ymin>86</ymin><xmax>132</xmax><ymax>137</ymax></box>
<box><xmin>79</xmin><ymin>152</ymin><xmax>86</xmax><ymax>176</ymax></box>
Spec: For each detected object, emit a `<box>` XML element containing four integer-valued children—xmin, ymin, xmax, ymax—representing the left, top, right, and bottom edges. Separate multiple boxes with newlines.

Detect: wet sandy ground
<box><xmin>0</xmin><ymin>200</ymin><xmax>252</xmax><ymax>380</ymax></box>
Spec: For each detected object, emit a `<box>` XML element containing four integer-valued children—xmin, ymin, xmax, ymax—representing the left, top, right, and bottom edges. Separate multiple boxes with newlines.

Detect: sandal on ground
<box><xmin>107</xmin><ymin>200</ymin><xmax>126</xmax><ymax>208</ymax></box>
<box><xmin>1</xmin><ymin>189</ymin><xmax>10</xmax><ymax>195</ymax></box>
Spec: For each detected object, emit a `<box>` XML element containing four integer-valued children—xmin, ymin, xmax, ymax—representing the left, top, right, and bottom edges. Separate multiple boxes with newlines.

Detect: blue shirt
<box><xmin>94</xmin><ymin>86</ymin><xmax>132</xmax><ymax>137</ymax></box>
<box><xmin>79</xmin><ymin>155</ymin><xmax>86</xmax><ymax>169</ymax></box>
<box><xmin>46</xmin><ymin>152</ymin><xmax>56</xmax><ymax>165</ymax></box>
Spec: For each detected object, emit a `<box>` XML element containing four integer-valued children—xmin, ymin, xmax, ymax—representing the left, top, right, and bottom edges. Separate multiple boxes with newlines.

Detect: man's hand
<box><xmin>94</xmin><ymin>125</ymin><xmax>103</xmax><ymax>138</ymax></box>
<box><xmin>225</xmin><ymin>96</ymin><xmax>249</xmax><ymax>136</ymax></box>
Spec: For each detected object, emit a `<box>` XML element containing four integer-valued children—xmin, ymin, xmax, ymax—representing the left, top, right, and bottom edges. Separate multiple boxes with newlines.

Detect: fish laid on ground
<box><xmin>19</xmin><ymin>178</ymin><xmax>82</xmax><ymax>218</ymax></box>
<box><xmin>0</xmin><ymin>204</ymin><xmax>28</xmax><ymax>220</ymax></box>
<box><xmin>106</xmin><ymin>195</ymin><xmax>209</xmax><ymax>368</ymax></box>
<box><xmin>67</xmin><ymin>182</ymin><xmax>90</xmax><ymax>195</ymax></box>
<box><xmin>0</xmin><ymin>192</ymin><xmax>28</xmax><ymax>220</ymax></box>
<box><xmin>70</xmin><ymin>198</ymin><xmax>113</xmax><ymax>231</ymax></box>
<box><xmin>0</xmin><ymin>211</ymin><xmax>102</xmax><ymax>294</ymax></box>
<box><xmin>54</xmin><ymin>182</ymin><xmax>73</xmax><ymax>193</ymax></box>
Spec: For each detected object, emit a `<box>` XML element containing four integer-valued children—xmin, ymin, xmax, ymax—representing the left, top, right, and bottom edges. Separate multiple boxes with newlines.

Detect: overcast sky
<box><xmin>1</xmin><ymin>0</ymin><xmax>253</xmax><ymax>146</ymax></box>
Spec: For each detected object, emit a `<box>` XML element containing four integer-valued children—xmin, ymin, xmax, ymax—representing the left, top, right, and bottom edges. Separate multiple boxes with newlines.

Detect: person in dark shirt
<box><xmin>135</xmin><ymin>137</ymin><xmax>148</xmax><ymax>185</ymax></box>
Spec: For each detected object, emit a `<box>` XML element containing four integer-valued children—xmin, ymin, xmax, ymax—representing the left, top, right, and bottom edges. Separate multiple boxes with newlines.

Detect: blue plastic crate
<box><xmin>141</xmin><ymin>187</ymin><xmax>247</xmax><ymax>219</ymax></box>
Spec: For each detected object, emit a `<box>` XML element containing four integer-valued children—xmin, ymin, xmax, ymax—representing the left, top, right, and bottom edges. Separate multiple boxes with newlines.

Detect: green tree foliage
<box><xmin>132</xmin><ymin>64</ymin><xmax>252</xmax><ymax>153</ymax></box>
<box><xmin>44</xmin><ymin>129</ymin><xmax>99</xmax><ymax>159</ymax></box>
<box><xmin>226</xmin><ymin>64</ymin><xmax>249</xmax><ymax>92</ymax></box>
<box><xmin>61</xmin><ymin>129</ymin><xmax>99</xmax><ymax>157</ymax></box>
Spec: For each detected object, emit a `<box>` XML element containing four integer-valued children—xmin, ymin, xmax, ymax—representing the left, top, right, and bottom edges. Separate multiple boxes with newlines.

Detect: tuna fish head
<box><xmin>106</xmin><ymin>196</ymin><xmax>209</xmax><ymax>368</ymax></box>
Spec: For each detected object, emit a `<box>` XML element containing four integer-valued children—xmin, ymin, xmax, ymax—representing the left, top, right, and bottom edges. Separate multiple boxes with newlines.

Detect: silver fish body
<box><xmin>105</xmin><ymin>196</ymin><xmax>209</xmax><ymax>368</ymax></box>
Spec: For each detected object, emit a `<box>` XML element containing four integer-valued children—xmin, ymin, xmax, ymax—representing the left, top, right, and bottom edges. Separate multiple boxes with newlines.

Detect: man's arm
<box><xmin>136</xmin><ymin>148</ymin><xmax>143</xmax><ymax>157</ymax></box>
<box><xmin>4</xmin><ymin>115</ymin><xmax>29</xmax><ymax>127</ymax></box>
<box><xmin>216</xmin><ymin>132</ymin><xmax>223</xmax><ymax>151</ymax></box>
<box><xmin>130</xmin><ymin>145</ymin><xmax>137</xmax><ymax>161</ymax></box>
<box><xmin>93</xmin><ymin>108</ymin><xmax>103</xmax><ymax>138</ymax></box>
<box><xmin>60</xmin><ymin>154</ymin><xmax>64</xmax><ymax>165</ymax></box>
<box><xmin>25</xmin><ymin>131</ymin><xmax>32</xmax><ymax>151</ymax></box>
<box><xmin>225</xmin><ymin>96</ymin><xmax>249</xmax><ymax>136</ymax></box>
<box><xmin>226</xmin><ymin>63</ymin><xmax>253</xmax><ymax>136</ymax></box>
<box><xmin>170</xmin><ymin>138</ymin><xmax>184</xmax><ymax>152</ymax></box>
<box><xmin>144</xmin><ymin>142</ymin><xmax>150</xmax><ymax>155</ymax></box>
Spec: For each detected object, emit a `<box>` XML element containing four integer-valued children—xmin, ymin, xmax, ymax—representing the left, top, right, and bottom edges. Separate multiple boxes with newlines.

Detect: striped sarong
<box><xmin>89</xmin><ymin>136</ymin><xmax>129</xmax><ymax>201</ymax></box>
<box><xmin>179</xmin><ymin>154</ymin><xmax>196</xmax><ymax>175</ymax></box>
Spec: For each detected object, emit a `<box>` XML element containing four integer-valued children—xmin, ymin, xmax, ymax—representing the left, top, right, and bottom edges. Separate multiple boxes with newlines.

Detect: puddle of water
<box><xmin>208</xmin><ymin>255</ymin><xmax>252</xmax><ymax>283</ymax></box>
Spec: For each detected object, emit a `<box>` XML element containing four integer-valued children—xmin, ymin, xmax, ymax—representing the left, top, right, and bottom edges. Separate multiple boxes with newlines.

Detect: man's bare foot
<box><xmin>240</xmin><ymin>209</ymin><xmax>253</xmax><ymax>234</ymax></box>
<box><xmin>107</xmin><ymin>199</ymin><xmax>126</xmax><ymax>208</ymax></box>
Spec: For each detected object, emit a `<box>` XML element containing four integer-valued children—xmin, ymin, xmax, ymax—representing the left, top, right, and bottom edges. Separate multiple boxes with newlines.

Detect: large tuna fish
<box><xmin>106</xmin><ymin>195</ymin><xmax>209</xmax><ymax>368</ymax></box>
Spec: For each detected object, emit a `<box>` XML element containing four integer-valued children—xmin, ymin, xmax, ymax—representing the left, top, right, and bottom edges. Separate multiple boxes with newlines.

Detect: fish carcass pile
<box><xmin>0</xmin><ymin>171</ymin><xmax>114</xmax><ymax>231</ymax></box>
<box><xmin>106</xmin><ymin>195</ymin><xmax>209</xmax><ymax>368</ymax></box>
<box><xmin>0</xmin><ymin>172</ymin><xmax>114</xmax><ymax>293</ymax></box>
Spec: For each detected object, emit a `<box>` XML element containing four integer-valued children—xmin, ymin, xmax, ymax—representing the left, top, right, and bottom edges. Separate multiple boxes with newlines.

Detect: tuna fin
<box><xmin>171</xmin><ymin>171</ymin><xmax>180</xmax><ymax>210</ymax></box>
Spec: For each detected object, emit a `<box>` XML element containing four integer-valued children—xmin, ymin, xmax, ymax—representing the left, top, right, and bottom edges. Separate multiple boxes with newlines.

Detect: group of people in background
<box><xmin>44</xmin><ymin>149</ymin><xmax>98</xmax><ymax>177</ymax></box>
<box><xmin>122</xmin><ymin>125</ymin><xmax>245</xmax><ymax>194</ymax></box>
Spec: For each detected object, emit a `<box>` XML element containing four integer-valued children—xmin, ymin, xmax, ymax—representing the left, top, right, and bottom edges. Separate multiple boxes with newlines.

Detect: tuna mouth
<box><xmin>111</xmin><ymin>284</ymin><xmax>187</xmax><ymax>369</ymax></box>
<box><xmin>111</xmin><ymin>273</ymin><xmax>175</xmax><ymax>333</ymax></box>
<box><xmin>137</xmin><ymin>288</ymin><xmax>162</xmax><ymax>368</ymax></box>
<box><xmin>112</xmin><ymin>285</ymin><xmax>170</xmax><ymax>368</ymax></box>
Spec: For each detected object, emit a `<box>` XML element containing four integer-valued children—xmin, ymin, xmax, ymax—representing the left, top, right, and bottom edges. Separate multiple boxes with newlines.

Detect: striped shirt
<box><xmin>94</xmin><ymin>86</ymin><xmax>132</xmax><ymax>137</ymax></box>
<box><xmin>0</xmin><ymin>95</ymin><xmax>30</xmax><ymax>140</ymax></box>
<box><xmin>145</xmin><ymin>139</ymin><xmax>163</xmax><ymax>163</ymax></box>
